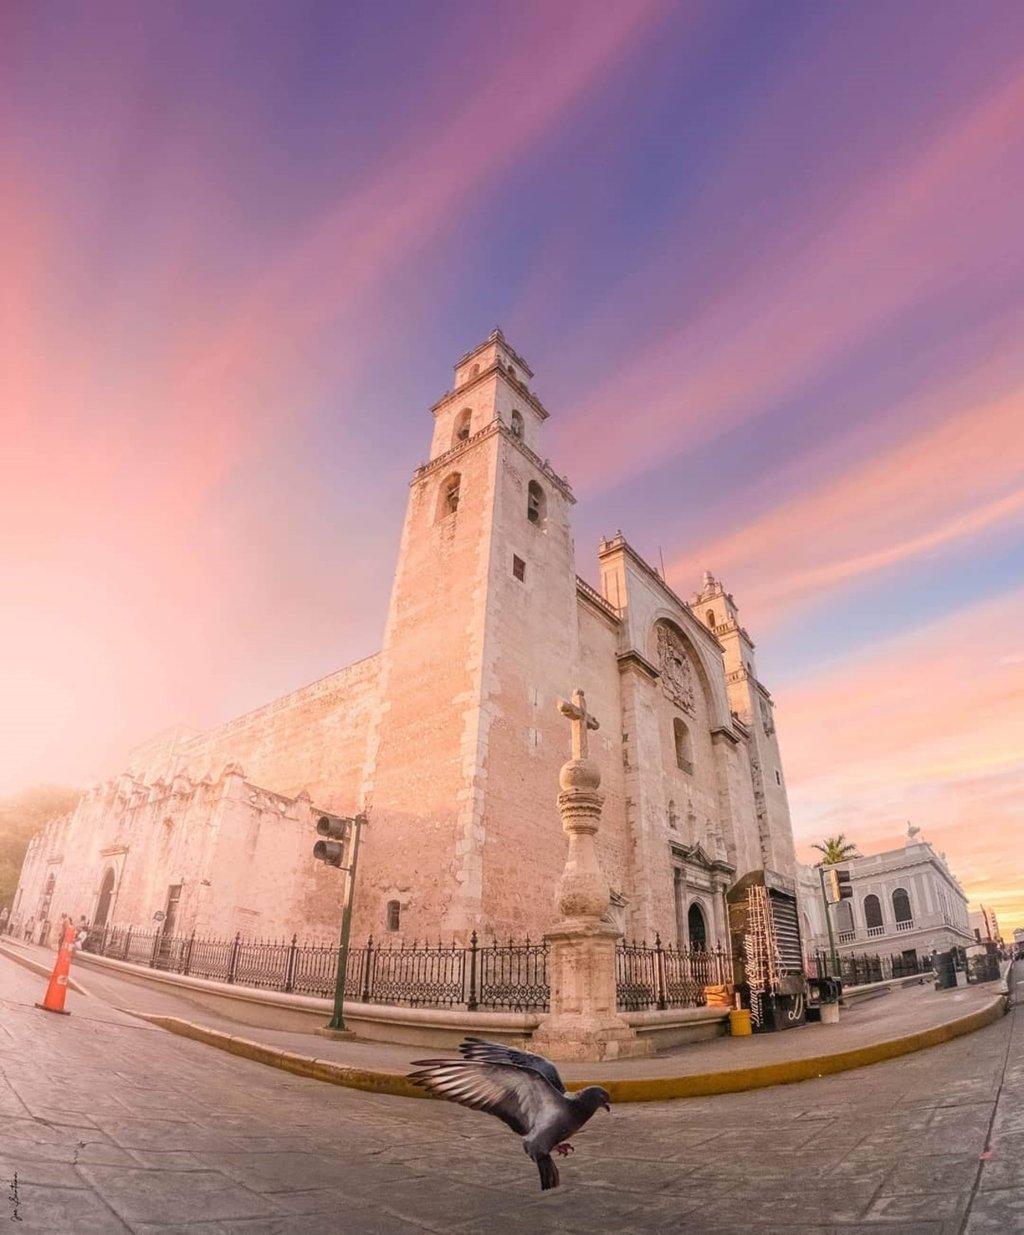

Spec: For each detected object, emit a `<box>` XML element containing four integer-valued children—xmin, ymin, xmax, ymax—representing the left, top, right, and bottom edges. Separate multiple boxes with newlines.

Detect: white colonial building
<box><xmin>798</xmin><ymin>838</ymin><xmax>973</xmax><ymax>964</ymax></box>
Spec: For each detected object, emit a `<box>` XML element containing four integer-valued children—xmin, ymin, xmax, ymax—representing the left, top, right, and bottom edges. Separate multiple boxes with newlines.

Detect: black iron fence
<box><xmin>83</xmin><ymin>924</ymin><xmax>734</xmax><ymax>1014</ymax></box>
<box><xmin>84</xmin><ymin>925</ymin><xmax>550</xmax><ymax>1011</ymax></box>
<box><xmin>616</xmin><ymin>934</ymin><xmax>733</xmax><ymax>1011</ymax></box>
<box><xmin>811</xmin><ymin>949</ymin><xmax>928</xmax><ymax>986</ymax></box>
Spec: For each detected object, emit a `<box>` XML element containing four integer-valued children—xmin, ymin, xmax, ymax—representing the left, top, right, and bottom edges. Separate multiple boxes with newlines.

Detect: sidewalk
<box><xmin>2</xmin><ymin>937</ymin><xmax>1006</xmax><ymax>1101</ymax></box>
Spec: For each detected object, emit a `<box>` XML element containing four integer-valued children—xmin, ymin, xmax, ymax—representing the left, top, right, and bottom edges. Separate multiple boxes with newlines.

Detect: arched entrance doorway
<box><xmin>688</xmin><ymin>902</ymin><xmax>708</xmax><ymax>951</ymax></box>
<box><xmin>94</xmin><ymin>868</ymin><xmax>116</xmax><ymax>932</ymax></box>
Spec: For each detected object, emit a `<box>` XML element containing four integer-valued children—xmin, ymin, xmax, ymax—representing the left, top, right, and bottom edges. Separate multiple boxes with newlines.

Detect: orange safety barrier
<box><xmin>35</xmin><ymin>922</ymin><xmax>77</xmax><ymax>1015</ymax></box>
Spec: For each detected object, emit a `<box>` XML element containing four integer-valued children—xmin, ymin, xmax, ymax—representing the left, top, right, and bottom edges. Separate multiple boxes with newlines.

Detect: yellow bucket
<box><xmin>729</xmin><ymin>1008</ymin><xmax>752</xmax><ymax>1036</ymax></box>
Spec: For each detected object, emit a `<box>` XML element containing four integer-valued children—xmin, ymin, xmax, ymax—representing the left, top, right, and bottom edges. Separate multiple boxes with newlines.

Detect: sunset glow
<box><xmin>2</xmin><ymin>2</ymin><xmax>1022</xmax><ymax>931</ymax></box>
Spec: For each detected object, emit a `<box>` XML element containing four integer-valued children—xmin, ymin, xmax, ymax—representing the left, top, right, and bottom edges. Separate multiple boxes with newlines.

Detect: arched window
<box><xmin>386</xmin><ymin>900</ymin><xmax>400</xmax><ymax>932</ymax></box>
<box><xmin>687</xmin><ymin>903</ymin><xmax>708</xmax><ymax>950</ymax></box>
<box><xmin>510</xmin><ymin>410</ymin><xmax>524</xmax><ymax>438</ymax></box>
<box><xmin>706</xmin><ymin>609</ymin><xmax>715</xmax><ymax>628</ymax></box>
<box><xmin>864</xmin><ymin>894</ymin><xmax>883</xmax><ymax>934</ymax></box>
<box><xmin>527</xmin><ymin>480</ymin><xmax>546</xmax><ymax>526</ymax></box>
<box><xmin>436</xmin><ymin>472</ymin><xmax>461</xmax><ymax>521</ymax></box>
<box><xmin>892</xmin><ymin>888</ymin><xmax>913</xmax><ymax>927</ymax></box>
<box><xmin>835</xmin><ymin>899</ymin><xmax>854</xmax><ymax>936</ymax></box>
<box><xmin>673</xmin><ymin>718</ymin><xmax>693</xmax><ymax>774</ymax></box>
<box><xmin>453</xmin><ymin>408</ymin><xmax>472</xmax><ymax>446</ymax></box>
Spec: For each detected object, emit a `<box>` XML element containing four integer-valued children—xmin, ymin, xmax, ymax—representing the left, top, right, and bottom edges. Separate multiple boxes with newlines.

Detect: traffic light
<box><xmin>827</xmin><ymin>867</ymin><xmax>853</xmax><ymax>903</ymax></box>
<box><xmin>312</xmin><ymin>813</ymin><xmax>353</xmax><ymax>868</ymax></box>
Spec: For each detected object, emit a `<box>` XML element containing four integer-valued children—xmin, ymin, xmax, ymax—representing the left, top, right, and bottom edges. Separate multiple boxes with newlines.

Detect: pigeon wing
<box><xmin>457</xmin><ymin>1037</ymin><xmax>566</xmax><ymax>1093</ymax></box>
<box><xmin>407</xmin><ymin>1059</ymin><xmax>567</xmax><ymax>1137</ymax></box>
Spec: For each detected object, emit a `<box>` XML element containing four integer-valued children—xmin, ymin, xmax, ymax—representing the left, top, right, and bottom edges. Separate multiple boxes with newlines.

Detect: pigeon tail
<box><xmin>535</xmin><ymin>1153</ymin><xmax>560</xmax><ymax>1190</ymax></box>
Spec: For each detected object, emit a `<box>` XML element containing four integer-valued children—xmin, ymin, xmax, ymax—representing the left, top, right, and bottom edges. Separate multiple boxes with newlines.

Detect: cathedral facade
<box><xmin>14</xmin><ymin>331</ymin><xmax>797</xmax><ymax>955</ymax></box>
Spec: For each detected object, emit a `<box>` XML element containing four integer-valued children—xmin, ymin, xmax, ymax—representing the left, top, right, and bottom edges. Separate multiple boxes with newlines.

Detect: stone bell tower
<box><xmin>360</xmin><ymin>331</ymin><xmax>581</xmax><ymax>939</ymax></box>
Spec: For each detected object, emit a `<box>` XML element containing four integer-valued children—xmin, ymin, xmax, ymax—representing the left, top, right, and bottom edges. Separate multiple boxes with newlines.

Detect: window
<box><xmin>673</xmin><ymin>717</ymin><xmax>693</xmax><ymax>774</ymax></box>
<box><xmin>835</xmin><ymin>900</ymin><xmax>854</xmax><ymax>934</ymax></box>
<box><xmin>864</xmin><ymin>894</ymin><xmax>883</xmax><ymax>932</ymax></box>
<box><xmin>508</xmin><ymin>366</ymin><xmax>517</xmax><ymax>381</ymax></box>
<box><xmin>470</xmin><ymin>364</ymin><xmax>479</xmax><ymax>378</ymax></box>
<box><xmin>892</xmin><ymin>888</ymin><xmax>913</xmax><ymax>924</ymax></box>
<box><xmin>775</xmin><ymin>769</ymin><xmax>782</xmax><ymax>786</ymax></box>
<box><xmin>436</xmin><ymin>472</ymin><xmax>461</xmax><ymax>521</ymax></box>
<box><xmin>453</xmin><ymin>408</ymin><xmax>472</xmax><ymax>446</ymax></box>
<box><xmin>386</xmin><ymin>900</ymin><xmax>400</xmax><ymax>931</ymax></box>
<box><xmin>527</xmin><ymin>480</ymin><xmax>546</xmax><ymax>526</ymax></box>
<box><xmin>510</xmin><ymin>410</ymin><xmax>524</xmax><ymax>438</ymax></box>
<box><xmin>667</xmin><ymin>799</ymin><xmax>677</xmax><ymax>830</ymax></box>
<box><xmin>512</xmin><ymin>555</ymin><xmax>526</xmax><ymax>581</ymax></box>
<box><xmin>706</xmin><ymin>609</ymin><xmax>715</xmax><ymax>628</ymax></box>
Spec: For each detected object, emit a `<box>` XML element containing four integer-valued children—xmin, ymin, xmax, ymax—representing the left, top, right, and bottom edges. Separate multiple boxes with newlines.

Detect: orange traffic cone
<box><xmin>35</xmin><ymin>922</ymin><xmax>77</xmax><ymax>1015</ymax></box>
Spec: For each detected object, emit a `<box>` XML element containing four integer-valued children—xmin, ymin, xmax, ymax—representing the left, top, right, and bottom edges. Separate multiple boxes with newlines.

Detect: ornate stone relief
<box><xmin>759</xmin><ymin>697</ymin><xmax>775</xmax><ymax>735</ymax></box>
<box><xmin>656</xmin><ymin>624</ymin><xmax>696</xmax><ymax>716</ymax></box>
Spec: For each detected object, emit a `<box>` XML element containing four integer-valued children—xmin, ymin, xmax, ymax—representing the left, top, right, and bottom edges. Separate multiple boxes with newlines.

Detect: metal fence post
<box><xmin>285</xmin><ymin>933</ymin><xmax>298</xmax><ymax>993</ymax></box>
<box><xmin>467</xmin><ymin>929</ymin><xmax>479</xmax><ymax>1011</ymax></box>
<box><xmin>361</xmin><ymin>935</ymin><xmax>374</xmax><ymax>1002</ymax></box>
<box><xmin>184</xmin><ymin>930</ymin><xmax>195</xmax><ymax>977</ymax></box>
<box><xmin>228</xmin><ymin>931</ymin><xmax>240</xmax><ymax>984</ymax></box>
<box><xmin>654</xmin><ymin>932</ymin><xmax>667</xmax><ymax>1010</ymax></box>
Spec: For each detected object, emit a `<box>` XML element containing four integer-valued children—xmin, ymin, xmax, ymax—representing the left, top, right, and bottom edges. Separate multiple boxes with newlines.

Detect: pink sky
<box><xmin>2</xmin><ymin>2</ymin><xmax>1022</xmax><ymax>933</ymax></box>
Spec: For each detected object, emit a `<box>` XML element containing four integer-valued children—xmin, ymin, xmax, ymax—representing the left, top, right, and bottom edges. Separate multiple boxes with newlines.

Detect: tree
<box><xmin>812</xmin><ymin>833</ymin><xmax>861</xmax><ymax>866</ymax></box>
<box><xmin>0</xmin><ymin>785</ymin><xmax>83</xmax><ymax>910</ymax></box>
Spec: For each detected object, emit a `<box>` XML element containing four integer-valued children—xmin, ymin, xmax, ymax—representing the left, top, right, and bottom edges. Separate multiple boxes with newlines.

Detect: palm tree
<box><xmin>812</xmin><ymin>833</ymin><xmax>861</xmax><ymax>866</ymax></box>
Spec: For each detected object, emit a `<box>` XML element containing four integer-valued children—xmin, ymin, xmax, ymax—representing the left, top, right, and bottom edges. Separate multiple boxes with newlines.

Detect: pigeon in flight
<box><xmin>408</xmin><ymin>1037</ymin><xmax>610</xmax><ymax>1190</ymax></box>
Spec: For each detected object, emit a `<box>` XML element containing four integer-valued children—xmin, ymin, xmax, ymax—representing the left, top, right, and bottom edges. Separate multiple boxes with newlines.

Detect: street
<box><xmin>2</xmin><ymin>955</ymin><xmax>1022</xmax><ymax>1234</ymax></box>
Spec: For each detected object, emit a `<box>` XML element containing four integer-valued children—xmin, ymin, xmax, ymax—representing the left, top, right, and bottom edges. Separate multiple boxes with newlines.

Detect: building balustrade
<box><xmin>895</xmin><ymin>918</ymin><xmax>916</xmax><ymax>932</ymax></box>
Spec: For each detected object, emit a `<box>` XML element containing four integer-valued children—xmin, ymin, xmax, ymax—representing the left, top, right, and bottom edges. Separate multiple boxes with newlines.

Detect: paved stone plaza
<box><xmin>2</xmin><ymin>954</ymin><xmax>1022</xmax><ymax>1233</ymax></box>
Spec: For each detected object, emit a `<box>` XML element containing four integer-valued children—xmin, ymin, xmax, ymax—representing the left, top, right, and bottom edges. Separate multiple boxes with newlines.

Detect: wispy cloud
<box><xmin>557</xmin><ymin>62</ymin><xmax>1024</xmax><ymax>494</ymax></box>
<box><xmin>783</xmin><ymin>592</ymin><xmax>1024</xmax><ymax>929</ymax></box>
<box><xmin>679</xmin><ymin>377</ymin><xmax>1024</xmax><ymax>623</ymax></box>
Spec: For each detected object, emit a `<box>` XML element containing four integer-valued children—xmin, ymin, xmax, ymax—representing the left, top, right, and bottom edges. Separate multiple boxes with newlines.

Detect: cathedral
<box><xmin>14</xmin><ymin>331</ymin><xmax>798</xmax><ymax>957</ymax></box>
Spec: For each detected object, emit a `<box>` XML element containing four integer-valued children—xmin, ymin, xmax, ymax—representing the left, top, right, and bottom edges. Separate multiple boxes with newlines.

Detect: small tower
<box><xmin>360</xmin><ymin>332</ymin><xmax>580</xmax><ymax>939</ymax></box>
<box><xmin>693</xmin><ymin>573</ymin><xmax>796</xmax><ymax>876</ymax></box>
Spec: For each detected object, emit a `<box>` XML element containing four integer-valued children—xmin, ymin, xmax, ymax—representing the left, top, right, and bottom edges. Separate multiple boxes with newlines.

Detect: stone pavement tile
<box><xmin>563</xmin><ymin>1153</ymin><xmax>703</xmax><ymax>1194</ymax></box>
<box><xmin>0</xmin><ymin>1153</ymin><xmax>91</xmax><ymax>1188</ymax></box>
<box><xmin>76</xmin><ymin>1163</ymin><xmax>283</xmax><ymax>1225</ymax></box>
<box><xmin>208</xmin><ymin>1148</ymin><xmax>394</xmax><ymax>1194</ymax></box>
<box><xmin>129</xmin><ymin>1148</ymin><xmax>218</xmax><ymax>1170</ymax></box>
<box><xmin>866</xmin><ymin>1191</ymin><xmax>971</xmax><ymax>1223</ymax></box>
<box><xmin>2</xmin><ymin>1180</ymin><xmax>133</xmax><ymax>1233</ymax></box>
<box><xmin>964</xmin><ymin>1188</ymin><xmax>1024</xmax><ymax>1234</ymax></box>
<box><xmin>977</xmin><ymin>1153</ymin><xmax>1024</xmax><ymax>1191</ymax></box>
<box><xmin>16</xmin><ymin>1103</ymin><xmax>103</xmax><ymax>1128</ymax></box>
<box><xmin>0</xmin><ymin>1130</ymin><xmax>135</xmax><ymax>1166</ymax></box>
<box><xmin>1</xmin><ymin>1114</ymin><xmax>76</xmax><ymax>1145</ymax></box>
<box><xmin>90</xmin><ymin>1114</ymin><xmax>249</xmax><ymax>1152</ymax></box>
<box><xmin>878</xmin><ymin>1152</ymin><xmax>980</xmax><ymax>1194</ymax></box>
<box><xmin>133</xmin><ymin>1210</ymin><xmax>431</xmax><ymax>1235</ymax></box>
<box><xmin>515</xmin><ymin>1186</ymin><xmax>701</xmax><ymax>1233</ymax></box>
<box><xmin>374</xmin><ymin>1176</ymin><xmax>563</xmax><ymax>1231</ymax></box>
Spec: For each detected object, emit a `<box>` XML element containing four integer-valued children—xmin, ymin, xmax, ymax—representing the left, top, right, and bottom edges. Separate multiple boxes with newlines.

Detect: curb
<box><xmin>0</xmin><ymin>943</ymin><xmax>91</xmax><ymax>996</ymax></box>
<box><xmin>129</xmin><ymin>994</ymin><xmax>1007</xmax><ymax>1104</ymax></box>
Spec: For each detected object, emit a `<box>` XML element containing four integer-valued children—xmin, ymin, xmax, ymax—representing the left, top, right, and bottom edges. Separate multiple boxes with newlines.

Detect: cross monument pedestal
<box><xmin>531</xmin><ymin>690</ymin><xmax>653</xmax><ymax>1062</ymax></box>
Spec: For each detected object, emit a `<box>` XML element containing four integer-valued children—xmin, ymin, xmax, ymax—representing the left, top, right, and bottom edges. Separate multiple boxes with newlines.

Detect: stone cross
<box><xmin>558</xmin><ymin>689</ymin><xmax>600</xmax><ymax>760</ymax></box>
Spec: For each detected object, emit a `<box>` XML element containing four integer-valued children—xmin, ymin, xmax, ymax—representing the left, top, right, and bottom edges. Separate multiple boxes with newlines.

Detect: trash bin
<box><xmin>729</xmin><ymin>1008</ymin><xmax>752</xmax><ymax>1036</ymax></box>
<box><xmin>933</xmin><ymin>951</ymin><xmax>957</xmax><ymax>989</ymax></box>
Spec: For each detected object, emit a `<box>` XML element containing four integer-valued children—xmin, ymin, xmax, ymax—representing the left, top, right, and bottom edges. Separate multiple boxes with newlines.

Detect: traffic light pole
<box><xmin>327</xmin><ymin>814</ymin><xmax>365</xmax><ymax>1032</ymax></box>
<box><xmin>818</xmin><ymin>864</ymin><xmax>839</xmax><ymax>977</ymax></box>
